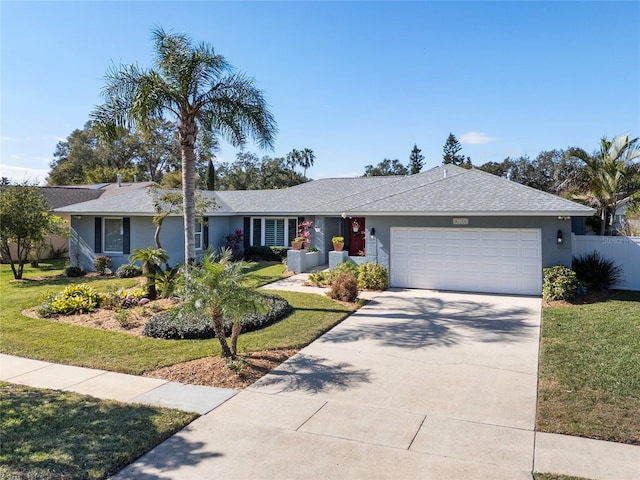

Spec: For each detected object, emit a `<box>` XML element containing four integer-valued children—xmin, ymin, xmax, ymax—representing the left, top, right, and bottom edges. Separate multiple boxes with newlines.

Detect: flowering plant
<box><xmin>298</xmin><ymin>220</ymin><xmax>313</xmax><ymax>245</ymax></box>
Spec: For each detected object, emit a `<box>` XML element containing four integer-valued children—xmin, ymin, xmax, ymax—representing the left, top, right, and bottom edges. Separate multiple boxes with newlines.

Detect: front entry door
<box><xmin>348</xmin><ymin>217</ymin><xmax>366</xmax><ymax>256</ymax></box>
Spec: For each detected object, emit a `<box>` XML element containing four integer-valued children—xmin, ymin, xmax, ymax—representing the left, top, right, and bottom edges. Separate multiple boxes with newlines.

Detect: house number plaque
<box><xmin>453</xmin><ymin>218</ymin><xmax>469</xmax><ymax>225</ymax></box>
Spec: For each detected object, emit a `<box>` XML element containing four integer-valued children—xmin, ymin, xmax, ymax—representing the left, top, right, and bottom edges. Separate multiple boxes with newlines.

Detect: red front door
<box><xmin>348</xmin><ymin>217</ymin><xmax>366</xmax><ymax>256</ymax></box>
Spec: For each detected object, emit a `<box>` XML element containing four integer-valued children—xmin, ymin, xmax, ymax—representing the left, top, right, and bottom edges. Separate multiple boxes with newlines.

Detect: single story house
<box><xmin>1</xmin><ymin>181</ymin><xmax>152</xmax><ymax>262</ymax></box>
<box><xmin>55</xmin><ymin>165</ymin><xmax>594</xmax><ymax>296</ymax></box>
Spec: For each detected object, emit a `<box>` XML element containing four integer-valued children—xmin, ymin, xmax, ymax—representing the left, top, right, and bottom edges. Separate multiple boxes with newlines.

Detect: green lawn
<box><xmin>0</xmin><ymin>381</ymin><xmax>197</xmax><ymax>480</ymax></box>
<box><xmin>0</xmin><ymin>260</ymin><xmax>353</xmax><ymax>479</ymax></box>
<box><xmin>537</xmin><ymin>291</ymin><xmax>640</xmax><ymax>444</ymax></box>
<box><xmin>0</xmin><ymin>260</ymin><xmax>352</xmax><ymax>374</ymax></box>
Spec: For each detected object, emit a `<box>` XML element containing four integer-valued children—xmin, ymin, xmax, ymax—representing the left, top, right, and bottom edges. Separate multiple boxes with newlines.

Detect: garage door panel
<box><xmin>390</xmin><ymin>227</ymin><xmax>542</xmax><ymax>295</ymax></box>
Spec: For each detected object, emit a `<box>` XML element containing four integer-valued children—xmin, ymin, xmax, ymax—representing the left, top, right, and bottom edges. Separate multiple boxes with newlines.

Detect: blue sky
<box><xmin>1</xmin><ymin>1</ymin><xmax>639</xmax><ymax>184</ymax></box>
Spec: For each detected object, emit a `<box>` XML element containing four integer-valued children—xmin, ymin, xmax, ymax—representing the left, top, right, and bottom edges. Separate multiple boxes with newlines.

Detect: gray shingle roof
<box><xmin>54</xmin><ymin>166</ymin><xmax>595</xmax><ymax>217</ymax></box>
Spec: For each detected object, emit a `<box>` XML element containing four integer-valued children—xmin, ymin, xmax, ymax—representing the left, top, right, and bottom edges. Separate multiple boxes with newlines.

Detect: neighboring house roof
<box><xmin>54</xmin><ymin>165</ymin><xmax>595</xmax><ymax>217</ymax></box>
<box><xmin>39</xmin><ymin>187</ymin><xmax>103</xmax><ymax>209</ymax></box>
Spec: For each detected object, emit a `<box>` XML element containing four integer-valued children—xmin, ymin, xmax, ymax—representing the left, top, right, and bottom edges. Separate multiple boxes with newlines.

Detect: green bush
<box><xmin>542</xmin><ymin>266</ymin><xmax>578</xmax><ymax>301</ymax></box>
<box><xmin>308</xmin><ymin>269</ymin><xmax>331</xmax><ymax>287</ymax></box>
<box><xmin>37</xmin><ymin>283</ymin><xmax>104</xmax><ymax>317</ymax></box>
<box><xmin>308</xmin><ymin>262</ymin><xmax>362</xmax><ymax>288</ymax></box>
<box><xmin>142</xmin><ymin>294</ymin><xmax>292</xmax><ymax>340</ymax></box>
<box><xmin>115</xmin><ymin>263</ymin><xmax>142</xmax><ymax>278</ymax></box>
<box><xmin>243</xmin><ymin>246</ymin><xmax>288</xmax><ymax>262</ymax></box>
<box><xmin>572</xmin><ymin>251</ymin><xmax>621</xmax><ymax>291</ymax></box>
<box><xmin>64</xmin><ymin>266</ymin><xmax>85</xmax><ymax>278</ymax></box>
<box><xmin>93</xmin><ymin>255</ymin><xmax>112</xmax><ymax>275</ymax></box>
<box><xmin>329</xmin><ymin>272</ymin><xmax>359</xmax><ymax>302</ymax></box>
<box><xmin>357</xmin><ymin>263</ymin><xmax>388</xmax><ymax>290</ymax></box>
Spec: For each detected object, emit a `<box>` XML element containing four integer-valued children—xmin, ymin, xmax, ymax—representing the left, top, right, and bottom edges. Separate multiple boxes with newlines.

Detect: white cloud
<box><xmin>0</xmin><ymin>164</ymin><xmax>48</xmax><ymax>185</ymax></box>
<box><xmin>0</xmin><ymin>135</ymin><xmax>12</xmax><ymax>141</ymax></box>
<box><xmin>460</xmin><ymin>131</ymin><xmax>496</xmax><ymax>145</ymax></box>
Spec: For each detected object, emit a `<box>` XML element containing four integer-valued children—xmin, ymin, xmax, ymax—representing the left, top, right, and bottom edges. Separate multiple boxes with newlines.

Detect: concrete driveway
<box><xmin>114</xmin><ymin>290</ymin><xmax>541</xmax><ymax>479</ymax></box>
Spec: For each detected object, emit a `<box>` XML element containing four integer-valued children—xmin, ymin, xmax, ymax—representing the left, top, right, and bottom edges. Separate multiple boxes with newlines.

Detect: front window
<box><xmin>195</xmin><ymin>221</ymin><xmax>203</xmax><ymax>250</ymax></box>
<box><xmin>250</xmin><ymin>217</ymin><xmax>298</xmax><ymax>246</ymax></box>
<box><xmin>104</xmin><ymin>218</ymin><xmax>123</xmax><ymax>253</ymax></box>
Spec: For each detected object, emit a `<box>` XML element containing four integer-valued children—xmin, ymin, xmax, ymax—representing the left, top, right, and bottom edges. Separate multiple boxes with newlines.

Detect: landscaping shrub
<box><xmin>542</xmin><ymin>266</ymin><xmax>578</xmax><ymax>301</ymax></box>
<box><xmin>64</xmin><ymin>266</ymin><xmax>85</xmax><ymax>278</ymax></box>
<box><xmin>243</xmin><ymin>246</ymin><xmax>288</xmax><ymax>262</ymax></box>
<box><xmin>572</xmin><ymin>251</ymin><xmax>621</xmax><ymax>291</ymax></box>
<box><xmin>102</xmin><ymin>287</ymin><xmax>148</xmax><ymax>310</ymax></box>
<box><xmin>93</xmin><ymin>255</ymin><xmax>112</xmax><ymax>275</ymax></box>
<box><xmin>37</xmin><ymin>283</ymin><xmax>104</xmax><ymax>317</ymax></box>
<box><xmin>308</xmin><ymin>262</ymin><xmax>360</xmax><ymax>288</ymax></box>
<box><xmin>142</xmin><ymin>294</ymin><xmax>292</xmax><ymax>340</ymax></box>
<box><xmin>115</xmin><ymin>263</ymin><xmax>142</xmax><ymax>278</ymax></box>
<box><xmin>149</xmin><ymin>267</ymin><xmax>180</xmax><ymax>299</ymax></box>
<box><xmin>329</xmin><ymin>272</ymin><xmax>359</xmax><ymax>302</ymax></box>
<box><xmin>308</xmin><ymin>269</ymin><xmax>331</xmax><ymax>287</ymax></box>
<box><xmin>357</xmin><ymin>263</ymin><xmax>388</xmax><ymax>290</ymax></box>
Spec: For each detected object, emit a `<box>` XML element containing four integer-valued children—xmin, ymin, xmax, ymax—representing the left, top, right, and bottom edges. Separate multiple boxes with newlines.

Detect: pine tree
<box><xmin>442</xmin><ymin>133</ymin><xmax>466</xmax><ymax>166</ymax></box>
<box><xmin>408</xmin><ymin>144</ymin><xmax>424</xmax><ymax>174</ymax></box>
<box><xmin>205</xmin><ymin>159</ymin><xmax>215</xmax><ymax>190</ymax></box>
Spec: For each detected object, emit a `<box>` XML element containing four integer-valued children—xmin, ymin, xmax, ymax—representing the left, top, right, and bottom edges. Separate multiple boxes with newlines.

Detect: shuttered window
<box><xmin>194</xmin><ymin>221</ymin><xmax>203</xmax><ymax>250</ymax></box>
<box><xmin>250</xmin><ymin>217</ymin><xmax>298</xmax><ymax>247</ymax></box>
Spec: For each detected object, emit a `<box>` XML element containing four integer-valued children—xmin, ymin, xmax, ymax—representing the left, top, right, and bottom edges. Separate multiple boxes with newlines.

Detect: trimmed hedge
<box><xmin>142</xmin><ymin>294</ymin><xmax>292</xmax><ymax>340</ymax></box>
<box><xmin>543</xmin><ymin>265</ymin><xmax>578</xmax><ymax>301</ymax></box>
<box><xmin>243</xmin><ymin>246</ymin><xmax>288</xmax><ymax>262</ymax></box>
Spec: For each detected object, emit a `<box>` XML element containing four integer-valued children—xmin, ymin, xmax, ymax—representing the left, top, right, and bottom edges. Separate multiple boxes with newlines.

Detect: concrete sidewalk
<box><xmin>0</xmin><ymin>353</ymin><xmax>236</xmax><ymax>415</ymax></box>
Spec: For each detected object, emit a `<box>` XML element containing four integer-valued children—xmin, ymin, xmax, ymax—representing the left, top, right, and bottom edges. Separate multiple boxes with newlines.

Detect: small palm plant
<box><xmin>177</xmin><ymin>247</ymin><xmax>262</xmax><ymax>359</ymax></box>
<box><xmin>129</xmin><ymin>247</ymin><xmax>169</xmax><ymax>300</ymax></box>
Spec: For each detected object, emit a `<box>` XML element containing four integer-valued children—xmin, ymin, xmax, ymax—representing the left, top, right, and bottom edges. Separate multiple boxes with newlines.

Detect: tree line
<box><xmin>47</xmin><ymin>120</ymin><xmax>314</xmax><ymax>191</ymax></box>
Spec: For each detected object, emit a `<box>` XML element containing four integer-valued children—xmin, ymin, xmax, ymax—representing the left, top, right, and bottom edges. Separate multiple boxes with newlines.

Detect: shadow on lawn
<box><xmin>318</xmin><ymin>292</ymin><xmax>539</xmax><ymax>350</ymax></box>
<box><xmin>253</xmin><ymin>353</ymin><xmax>372</xmax><ymax>394</ymax></box>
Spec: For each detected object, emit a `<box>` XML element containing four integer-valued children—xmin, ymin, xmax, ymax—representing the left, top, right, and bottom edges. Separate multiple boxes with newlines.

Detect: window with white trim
<box><xmin>194</xmin><ymin>221</ymin><xmax>203</xmax><ymax>250</ymax></box>
<box><xmin>250</xmin><ymin>218</ymin><xmax>298</xmax><ymax>247</ymax></box>
<box><xmin>104</xmin><ymin>217</ymin><xmax>123</xmax><ymax>253</ymax></box>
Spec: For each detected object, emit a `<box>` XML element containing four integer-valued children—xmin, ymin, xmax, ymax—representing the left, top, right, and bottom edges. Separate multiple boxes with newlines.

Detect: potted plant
<box><xmin>332</xmin><ymin>236</ymin><xmax>345</xmax><ymax>251</ymax></box>
<box><xmin>291</xmin><ymin>237</ymin><xmax>304</xmax><ymax>250</ymax></box>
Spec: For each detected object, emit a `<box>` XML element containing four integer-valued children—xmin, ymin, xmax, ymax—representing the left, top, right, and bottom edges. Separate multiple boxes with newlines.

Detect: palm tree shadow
<box><xmin>318</xmin><ymin>294</ymin><xmax>538</xmax><ymax>350</ymax></box>
<box><xmin>252</xmin><ymin>353</ymin><xmax>372</xmax><ymax>394</ymax></box>
<box><xmin>112</xmin><ymin>436</ymin><xmax>222</xmax><ymax>479</ymax></box>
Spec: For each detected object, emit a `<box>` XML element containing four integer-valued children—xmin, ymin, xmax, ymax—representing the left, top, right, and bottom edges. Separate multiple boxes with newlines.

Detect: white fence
<box><xmin>572</xmin><ymin>234</ymin><xmax>640</xmax><ymax>291</ymax></box>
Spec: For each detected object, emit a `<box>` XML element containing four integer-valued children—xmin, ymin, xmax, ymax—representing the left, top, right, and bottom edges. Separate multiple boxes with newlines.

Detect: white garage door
<box><xmin>390</xmin><ymin>227</ymin><xmax>542</xmax><ymax>295</ymax></box>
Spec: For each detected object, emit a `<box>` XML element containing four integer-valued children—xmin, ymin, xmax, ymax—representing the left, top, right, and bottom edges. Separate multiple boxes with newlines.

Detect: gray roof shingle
<box><xmin>54</xmin><ymin>166</ymin><xmax>594</xmax><ymax>217</ymax></box>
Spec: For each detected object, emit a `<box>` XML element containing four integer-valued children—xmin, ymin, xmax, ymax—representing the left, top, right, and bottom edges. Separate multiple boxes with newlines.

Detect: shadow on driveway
<box><xmin>318</xmin><ymin>293</ymin><xmax>539</xmax><ymax>350</ymax></box>
<box><xmin>112</xmin><ymin>437</ymin><xmax>222</xmax><ymax>479</ymax></box>
<box><xmin>253</xmin><ymin>353</ymin><xmax>372</xmax><ymax>394</ymax></box>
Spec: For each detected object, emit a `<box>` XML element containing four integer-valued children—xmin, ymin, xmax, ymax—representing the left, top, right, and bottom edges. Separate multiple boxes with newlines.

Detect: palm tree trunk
<box><xmin>179</xmin><ymin>116</ymin><xmax>198</xmax><ymax>264</ymax></box>
<box><xmin>212</xmin><ymin>310</ymin><xmax>233</xmax><ymax>358</ymax></box>
<box><xmin>231</xmin><ymin>320</ymin><xmax>241</xmax><ymax>357</ymax></box>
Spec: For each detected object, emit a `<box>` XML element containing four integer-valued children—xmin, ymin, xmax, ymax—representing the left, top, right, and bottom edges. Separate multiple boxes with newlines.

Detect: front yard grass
<box><xmin>0</xmin><ymin>261</ymin><xmax>352</xmax><ymax>374</ymax></box>
<box><xmin>0</xmin><ymin>381</ymin><xmax>197</xmax><ymax>480</ymax></box>
<box><xmin>537</xmin><ymin>291</ymin><xmax>640</xmax><ymax>445</ymax></box>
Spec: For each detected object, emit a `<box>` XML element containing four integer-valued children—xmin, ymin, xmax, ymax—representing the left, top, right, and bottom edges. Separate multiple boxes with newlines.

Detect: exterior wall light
<box><xmin>370</xmin><ymin>227</ymin><xmax>376</xmax><ymax>237</ymax></box>
<box><xmin>557</xmin><ymin>229</ymin><xmax>564</xmax><ymax>245</ymax></box>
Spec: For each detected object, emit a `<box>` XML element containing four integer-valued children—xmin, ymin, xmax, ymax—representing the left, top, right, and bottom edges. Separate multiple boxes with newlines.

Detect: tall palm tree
<box><xmin>92</xmin><ymin>27</ymin><xmax>277</xmax><ymax>263</ymax></box>
<box><xmin>286</xmin><ymin>147</ymin><xmax>315</xmax><ymax>177</ymax></box>
<box><xmin>299</xmin><ymin>148</ymin><xmax>315</xmax><ymax>177</ymax></box>
<box><xmin>570</xmin><ymin>134</ymin><xmax>640</xmax><ymax>235</ymax></box>
<box><xmin>177</xmin><ymin>248</ymin><xmax>261</xmax><ymax>358</ymax></box>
